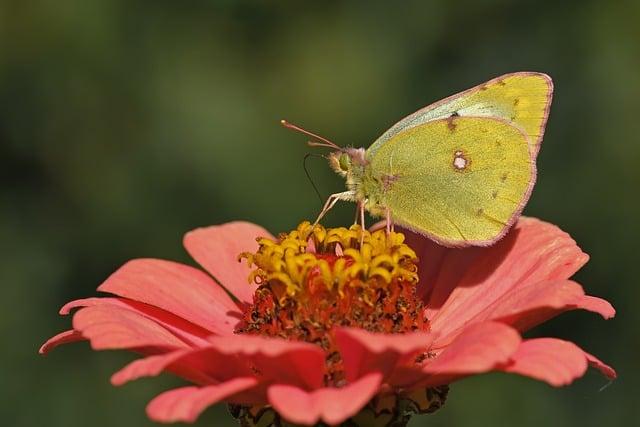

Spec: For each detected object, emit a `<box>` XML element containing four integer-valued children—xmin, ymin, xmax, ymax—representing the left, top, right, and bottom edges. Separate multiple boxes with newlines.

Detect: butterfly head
<box><xmin>328</xmin><ymin>148</ymin><xmax>366</xmax><ymax>178</ymax></box>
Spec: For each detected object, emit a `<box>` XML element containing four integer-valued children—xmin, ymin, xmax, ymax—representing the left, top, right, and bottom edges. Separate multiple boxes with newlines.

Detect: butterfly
<box><xmin>283</xmin><ymin>72</ymin><xmax>553</xmax><ymax>247</ymax></box>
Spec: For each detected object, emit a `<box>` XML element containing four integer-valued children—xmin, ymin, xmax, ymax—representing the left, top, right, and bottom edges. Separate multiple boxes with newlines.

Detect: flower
<box><xmin>40</xmin><ymin>218</ymin><xmax>616</xmax><ymax>426</ymax></box>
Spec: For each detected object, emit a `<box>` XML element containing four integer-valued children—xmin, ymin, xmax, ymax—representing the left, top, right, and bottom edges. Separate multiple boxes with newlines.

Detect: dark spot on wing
<box><xmin>513</xmin><ymin>98</ymin><xmax>520</xmax><ymax>106</ymax></box>
<box><xmin>495</xmin><ymin>140</ymin><xmax>502</xmax><ymax>147</ymax></box>
<box><xmin>382</xmin><ymin>174</ymin><xmax>399</xmax><ymax>191</ymax></box>
<box><xmin>479</xmin><ymin>85</ymin><xmax>488</xmax><ymax>91</ymax></box>
<box><xmin>446</xmin><ymin>115</ymin><xmax>458</xmax><ymax>132</ymax></box>
<box><xmin>501</xmin><ymin>173</ymin><xmax>508</xmax><ymax>182</ymax></box>
<box><xmin>476</xmin><ymin>208</ymin><xmax>484</xmax><ymax>216</ymax></box>
<box><xmin>492</xmin><ymin>190</ymin><xmax>498</xmax><ymax>199</ymax></box>
<box><xmin>450</xmin><ymin>111</ymin><xmax>460</xmax><ymax>117</ymax></box>
<box><xmin>497</xmin><ymin>79</ymin><xmax>507</xmax><ymax>87</ymax></box>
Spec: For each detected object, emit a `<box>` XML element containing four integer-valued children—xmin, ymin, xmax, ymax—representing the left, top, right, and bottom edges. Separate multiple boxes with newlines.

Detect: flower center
<box><xmin>236</xmin><ymin>222</ymin><xmax>430</xmax><ymax>386</ymax></box>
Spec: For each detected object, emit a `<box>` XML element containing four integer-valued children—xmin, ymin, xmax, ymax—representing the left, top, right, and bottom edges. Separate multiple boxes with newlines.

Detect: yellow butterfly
<box><xmin>283</xmin><ymin>72</ymin><xmax>553</xmax><ymax>247</ymax></box>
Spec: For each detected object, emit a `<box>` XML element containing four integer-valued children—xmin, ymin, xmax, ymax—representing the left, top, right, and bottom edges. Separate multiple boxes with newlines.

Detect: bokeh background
<box><xmin>2</xmin><ymin>0</ymin><xmax>637</xmax><ymax>426</ymax></box>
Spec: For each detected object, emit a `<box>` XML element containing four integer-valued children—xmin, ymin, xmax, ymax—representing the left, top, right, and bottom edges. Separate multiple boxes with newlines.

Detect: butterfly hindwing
<box><xmin>364</xmin><ymin>116</ymin><xmax>534</xmax><ymax>246</ymax></box>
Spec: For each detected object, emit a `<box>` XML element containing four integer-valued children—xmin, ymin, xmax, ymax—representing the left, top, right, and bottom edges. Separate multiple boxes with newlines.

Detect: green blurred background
<box><xmin>2</xmin><ymin>0</ymin><xmax>637</xmax><ymax>425</ymax></box>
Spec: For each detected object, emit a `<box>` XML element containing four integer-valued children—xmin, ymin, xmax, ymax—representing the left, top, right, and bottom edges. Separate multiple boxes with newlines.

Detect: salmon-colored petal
<box><xmin>405</xmin><ymin>217</ymin><xmax>591</xmax><ymax>343</ymax></box>
<box><xmin>72</xmin><ymin>304</ymin><xmax>188</xmax><ymax>350</ymax></box>
<box><xmin>574</xmin><ymin>296</ymin><xmax>616</xmax><ymax>320</ymax></box>
<box><xmin>112</xmin><ymin>351</ymin><xmax>184</xmax><ymax>385</ymax></box>
<box><xmin>392</xmin><ymin>321</ymin><xmax>521</xmax><ymax>389</ymax></box>
<box><xmin>97</xmin><ymin>259</ymin><xmax>240</xmax><ymax>336</ymax></box>
<box><xmin>503</xmin><ymin>340</ymin><xmax>616</xmax><ymax>384</ymax></box>
<box><xmin>424</xmin><ymin>322</ymin><xmax>521</xmax><ymax>375</ymax></box>
<box><xmin>41</xmin><ymin>293</ymin><xmax>220</xmax><ymax>355</ymax></box>
<box><xmin>111</xmin><ymin>349</ymin><xmax>199</xmax><ymax>386</ymax></box>
<box><xmin>39</xmin><ymin>330</ymin><xmax>84</xmax><ymax>355</ymax></box>
<box><xmin>62</xmin><ymin>297</ymin><xmax>212</xmax><ymax>347</ymax></box>
<box><xmin>267</xmin><ymin>372</ymin><xmax>382</xmax><ymax>426</ymax></box>
<box><xmin>403</xmin><ymin>227</ymin><xmax>480</xmax><ymax>303</ymax></box>
<box><xmin>423</xmin><ymin>322</ymin><xmax>521</xmax><ymax>386</ymax></box>
<box><xmin>111</xmin><ymin>345</ymin><xmax>255</xmax><ymax>386</ymax></box>
<box><xmin>500</xmin><ymin>338</ymin><xmax>588</xmax><ymax>386</ymax></box>
<box><xmin>584</xmin><ymin>351</ymin><xmax>617</xmax><ymax>379</ymax></box>
<box><xmin>433</xmin><ymin>280</ymin><xmax>615</xmax><ymax>341</ymax></box>
<box><xmin>481</xmin><ymin>280</ymin><xmax>585</xmax><ymax>332</ymax></box>
<box><xmin>146</xmin><ymin>378</ymin><xmax>259</xmax><ymax>423</ymax></box>
<box><xmin>333</xmin><ymin>327</ymin><xmax>435</xmax><ymax>382</ymax></box>
<box><xmin>207</xmin><ymin>334</ymin><xmax>326</xmax><ymax>390</ymax></box>
<box><xmin>183</xmin><ymin>222</ymin><xmax>273</xmax><ymax>305</ymax></box>
<box><xmin>113</xmin><ymin>334</ymin><xmax>326</xmax><ymax>391</ymax></box>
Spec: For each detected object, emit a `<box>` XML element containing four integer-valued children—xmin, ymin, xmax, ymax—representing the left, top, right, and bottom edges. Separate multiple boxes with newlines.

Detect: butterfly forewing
<box><xmin>365</xmin><ymin>116</ymin><xmax>534</xmax><ymax>247</ymax></box>
<box><xmin>369</xmin><ymin>72</ymin><xmax>552</xmax><ymax>159</ymax></box>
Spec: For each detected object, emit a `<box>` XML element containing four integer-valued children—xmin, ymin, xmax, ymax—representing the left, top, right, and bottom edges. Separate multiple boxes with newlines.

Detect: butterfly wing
<box><xmin>364</xmin><ymin>116</ymin><xmax>534</xmax><ymax>247</ymax></box>
<box><xmin>368</xmin><ymin>72</ymin><xmax>552</xmax><ymax>159</ymax></box>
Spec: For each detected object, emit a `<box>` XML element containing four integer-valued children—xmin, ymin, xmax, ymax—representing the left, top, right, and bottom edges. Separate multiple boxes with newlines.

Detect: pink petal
<box><xmin>404</xmin><ymin>229</ymin><xmax>481</xmax><ymax>302</ymax></box>
<box><xmin>573</xmin><ymin>296</ymin><xmax>616</xmax><ymax>319</ymax></box>
<box><xmin>111</xmin><ymin>345</ymin><xmax>254</xmax><ymax>386</ymax></box>
<box><xmin>112</xmin><ymin>334</ymin><xmax>326</xmax><ymax>391</ymax></box>
<box><xmin>500</xmin><ymin>338</ymin><xmax>588</xmax><ymax>386</ymax></box>
<box><xmin>449</xmin><ymin>280</ymin><xmax>615</xmax><ymax>337</ymax></box>
<box><xmin>406</xmin><ymin>217</ymin><xmax>592</xmax><ymax>344</ymax></box>
<box><xmin>183</xmin><ymin>221</ymin><xmax>273</xmax><ymax>305</ymax></box>
<box><xmin>584</xmin><ymin>351</ymin><xmax>617</xmax><ymax>380</ymax></box>
<box><xmin>111</xmin><ymin>349</ymin><xmax>198</xmax><ymax>386</ymax></box>
<box><xmin>482</xmin><ymin>280</ymin><xmax>584</xmax><ymax>331</ymax></box>
<box><xmin>207</xmin><ymin>334</ymin><xmax>326</xmax><ymax>390</ymax></box>
<box><xmin>39</xmin><ymin>330</ymin><xmax>84</xmax><ymax>355</ymax></box>
<box><xmin>62</xmin><ymin>297</ymin><xmax>212</xmax><ymax>347</ymax></box>
<box><xmin>72</xmin><ymin>304</ymin><xmax>188</xmax><ymax>350</ymax></box>
<box><xmin>393</xmin><ymin>321</ymin><xmax>521</xmax><ymax>388</ymax></box>
<box><xmin>425</xmin><ymin>322</ymin><xmax>521</xmax><ymax>374</ymax></box>
<box><xmin>333</xmin><ymin>327</ymin><xmax>435</xmax><ymax>382</ymax></box>
<box><xmin>267</xmin><ymin>372</ymin><xmax>382</xmax><ymax>426</ymax></box>
<box><xmin>97</xmin><ymin>258</ymin><xmax>240</xmax><ymax>336</ymax></box>
<box><xmin>146</xmin><ymin>378</ymin><xmax>259</xmax><ymax>423</ymax></box>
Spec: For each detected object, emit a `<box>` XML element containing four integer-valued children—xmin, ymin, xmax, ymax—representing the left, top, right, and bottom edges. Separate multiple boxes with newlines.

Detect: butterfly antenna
<box><xmin>303</xmin><ymin>153</ymin><xmax>325</xmax><ymax>205</ymax></box>
<box><xmin>280</xmin><ymin>119</ymin><xmax>342</xmax><ymax>150</ymax></box>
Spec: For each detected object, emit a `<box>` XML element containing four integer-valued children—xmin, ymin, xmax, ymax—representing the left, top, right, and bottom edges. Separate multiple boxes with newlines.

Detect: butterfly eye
<box><xmin>339</xmin><ymin>153</ymin><xmax>351</xmax><ymax>171</ymax></box>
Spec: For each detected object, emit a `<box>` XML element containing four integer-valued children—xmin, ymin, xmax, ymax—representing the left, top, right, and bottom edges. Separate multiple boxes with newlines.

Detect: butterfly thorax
<box><xmin>328</xmin><ymin>148</ymin><xmax>387</xmax><ymax>216</ymax></box>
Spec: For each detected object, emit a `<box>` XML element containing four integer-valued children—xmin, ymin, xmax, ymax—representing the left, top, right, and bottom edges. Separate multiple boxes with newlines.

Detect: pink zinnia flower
<box><xmin>40</xmin><ymin>218</ymin><xmax>615</xmax><ymax>426</ymax></box>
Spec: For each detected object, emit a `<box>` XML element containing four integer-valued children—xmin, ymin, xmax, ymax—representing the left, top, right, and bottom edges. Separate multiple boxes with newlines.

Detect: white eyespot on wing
<box><xmin>452</xmin><ymin>150</ymin><xmax>468</xmax><ymax>170</ymax></box>
<box><xmin>453</xmin><ymin>157</ymin><xmax>467</xmax><ymax>169</ymax></box>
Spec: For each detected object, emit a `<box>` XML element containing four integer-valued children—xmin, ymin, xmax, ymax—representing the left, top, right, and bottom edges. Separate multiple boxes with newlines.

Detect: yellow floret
<box><xmin>240</xmin><ymin>222</ymin><xmax>418</xmax><ymax>300</ymax></box>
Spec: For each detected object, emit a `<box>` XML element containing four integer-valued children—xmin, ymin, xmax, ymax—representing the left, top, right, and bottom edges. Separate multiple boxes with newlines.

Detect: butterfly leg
<box><xmin>385</xmin><ymin>206</ymin><xmax>392</xmax><ymax>235</ymax></box>
<box><xmin>313</xmin><ymin>191</ymin><xmax>354</xmax><ymax>227</ymax></box>
<box><xmin>353</xmin><ymin>201</ymin><xmax>361</xmax><ymax>225</ymax></box>
<box><xmin>358</xmin><ymin>200</ymin><xmax>367</xmax><ymax>247</ymax></box>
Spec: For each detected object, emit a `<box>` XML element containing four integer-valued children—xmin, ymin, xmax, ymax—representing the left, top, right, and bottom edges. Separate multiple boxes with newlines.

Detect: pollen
<box><xmin>237</xmin><ymin>222</ymin><xmax>429</xmax><ymax>386</ymax></box>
